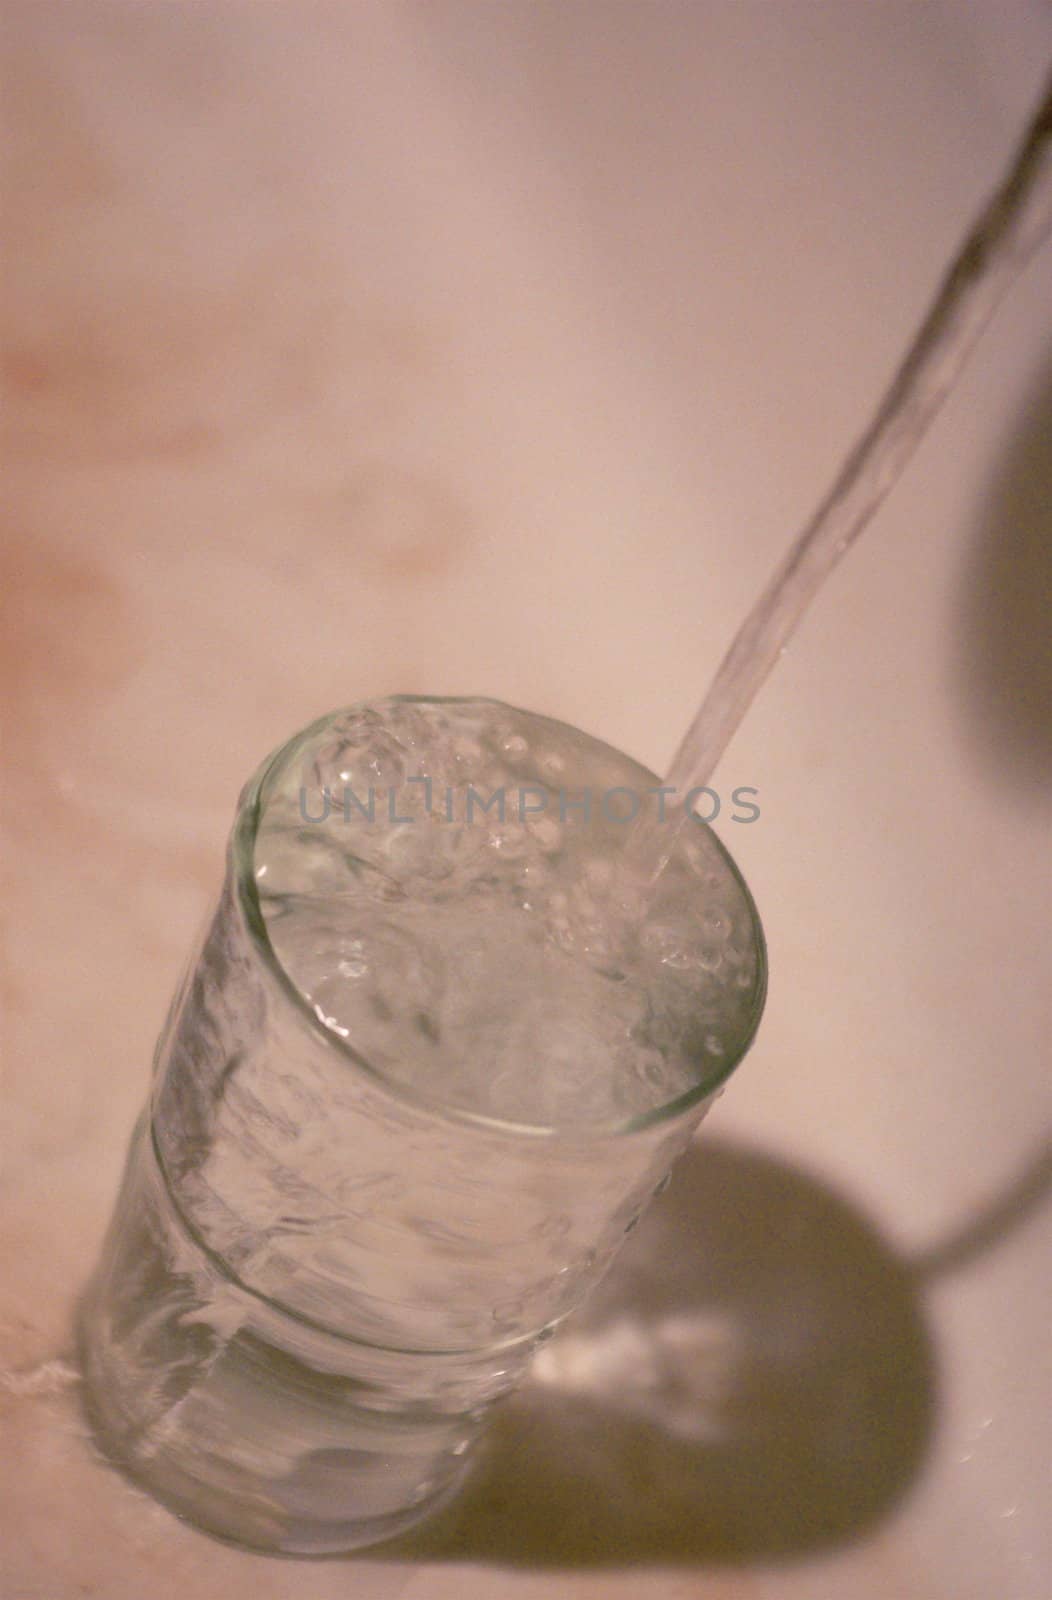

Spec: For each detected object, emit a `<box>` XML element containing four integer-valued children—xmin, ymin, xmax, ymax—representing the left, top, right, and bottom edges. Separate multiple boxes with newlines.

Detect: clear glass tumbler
<box><xmin>76</xmin><ymin>699</ymin><xmax>766</xmax><ymax>1555</ymax></box>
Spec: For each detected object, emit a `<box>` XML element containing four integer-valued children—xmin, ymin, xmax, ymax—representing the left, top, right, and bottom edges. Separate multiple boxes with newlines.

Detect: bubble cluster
<box><xmin>254</xmin><ymin>698</ymin><xmax>762</xmax><ymax>1128</ymax></box>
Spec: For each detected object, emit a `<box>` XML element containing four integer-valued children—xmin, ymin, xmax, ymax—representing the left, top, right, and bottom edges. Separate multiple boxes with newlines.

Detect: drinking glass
<box><xmin>76</xmin><ymin>699</ymin><xmax>766</xmax><ymax>1554</ymax></box>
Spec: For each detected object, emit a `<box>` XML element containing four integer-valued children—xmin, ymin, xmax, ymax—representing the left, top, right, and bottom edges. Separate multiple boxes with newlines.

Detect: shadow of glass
<box><xmin>956</xmin><ymin>353</ymin><xmax>1052</xmax><ymax>799</ymax></box>
<box><xmin>379</xmin><ymin>1137</ymin><xmax>936</xmax><ymax>1568</ymax></box>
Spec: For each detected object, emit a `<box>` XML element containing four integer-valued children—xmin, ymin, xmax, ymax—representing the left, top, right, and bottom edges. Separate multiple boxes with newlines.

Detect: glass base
<box><xmin>77</xmin><ymin>1313</ymin><xmax>474</xmax><ymax>1555</ymax></box>
<box><xmin>73</xmin><ymin>1119</ymin><xmax>492</xmax><ymax>1556</ymax></box>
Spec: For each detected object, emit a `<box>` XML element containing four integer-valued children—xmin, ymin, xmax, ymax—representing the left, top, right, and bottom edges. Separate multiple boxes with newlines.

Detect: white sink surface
<box><xmin>3</xmin><ymin>5</ymin><xmax>1050</xmax><ymax>1598</ymax></box>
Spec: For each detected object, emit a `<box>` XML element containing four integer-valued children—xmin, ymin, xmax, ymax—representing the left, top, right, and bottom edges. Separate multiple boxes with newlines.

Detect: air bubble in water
<box><xmin>258</xmin><ymin>696</ymin><xmax>759</xmax><ymax>1129</ymax></box>
<box><xmin>528</xmin><ymin>814</ymin><xmax>563</xmax><ymax>852</ymax></box>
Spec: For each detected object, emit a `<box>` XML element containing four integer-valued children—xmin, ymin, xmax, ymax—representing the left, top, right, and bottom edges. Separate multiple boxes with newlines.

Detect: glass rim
<box><xmin>231</xmin><ymin>695</ymin><xmax>767</xmax><ymax>1142</ymax></box>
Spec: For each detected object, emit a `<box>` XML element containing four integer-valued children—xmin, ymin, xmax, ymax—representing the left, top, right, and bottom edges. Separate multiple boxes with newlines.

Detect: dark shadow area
<box><xmin>956</xmin><ymin>352</ymin><xmax>1052</xmax><ymax>799</ymax></box>
<box><xmin>378</xmin><ymin>1137</ymin><xmax>937</xmax><ymax>1568</ymax></box>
